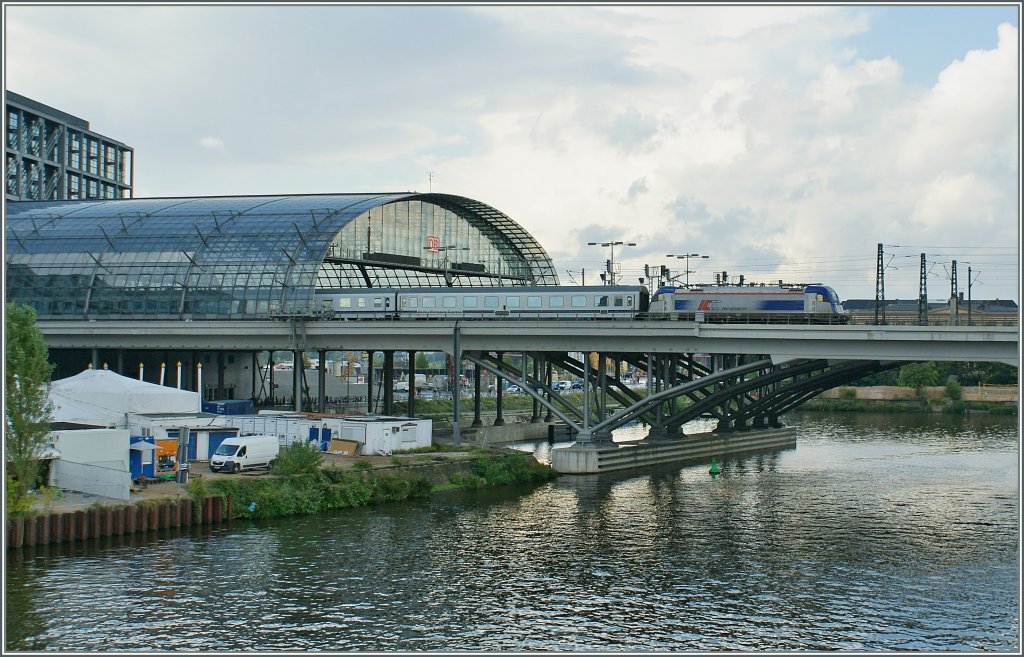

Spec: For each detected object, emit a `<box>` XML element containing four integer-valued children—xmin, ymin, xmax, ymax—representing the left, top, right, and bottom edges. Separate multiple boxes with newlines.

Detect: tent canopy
<box><xmin>49</xmin><ymin>369</ymin><xmax>200</xmax><ymax>425</ymax></box>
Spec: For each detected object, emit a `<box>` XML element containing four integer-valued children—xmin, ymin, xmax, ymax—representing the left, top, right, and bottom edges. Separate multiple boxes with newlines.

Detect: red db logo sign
<box><xmin>425</xmin><ymin>236</ymin><xmax>440</xmax><ymax>253</ymax></box>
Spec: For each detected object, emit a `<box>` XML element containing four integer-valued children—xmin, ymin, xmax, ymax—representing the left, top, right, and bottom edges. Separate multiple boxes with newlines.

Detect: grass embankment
<box><xmin>183</xmin><ymin>449</ymin><xmax>556</xmax><ymax>521</ymax></box>
<box><xmin>799</xmin><ymin>398</ymin><xmax>1016</xmax><ymax>415</ymax></box>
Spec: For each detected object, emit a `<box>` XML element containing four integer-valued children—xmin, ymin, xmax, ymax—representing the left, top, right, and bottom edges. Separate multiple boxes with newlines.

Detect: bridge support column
<box><xmin>531</xmin><ymin>355</ymin><xmax>541</xmax><ymax>423</ymax></box>
<box><xmin>408</xmin><ymin>350</ymin><xmax>417</xmax><ymax>418</ymax></box>
<box><xmin>218</xmin><ymin>352</ymin><xmax>226</xmax><ymax>401</ymax></box>
<box><xmin>292</xmin><ymin>350</ymin><xmax>303</xmax><ymax>412</ymax></box>
<box><xmin>318</xmin><ymin>349</ymin><xmax>327</xmax><ymax>412</ymax></box>
<box><xmin>383</xmin><ymin>350</ymin><xmax>394</xmax><ymax>415</ymax></box>
<box><xmin>366</xmin><ymin>350</ymin><xmax>375</xmax><ymax>414</ymax></box>
<box><xmin>251</xmin><ymin>352</ymin><xmax>259</xmax><ymax>405</ymax></box>
<box><xmin>544</xmin><ymin>359</ymin><xmax>554</xmax><ymax>423</ymax></box>
<box><xmin>493</xmin><ymin>352</ymin><xmax>505</xmax><ymax>426</ymax></box>
<box><xmin>472</xmin><ymin>366</ymin><xmax>482</xmax><ymax>428</ymax></box>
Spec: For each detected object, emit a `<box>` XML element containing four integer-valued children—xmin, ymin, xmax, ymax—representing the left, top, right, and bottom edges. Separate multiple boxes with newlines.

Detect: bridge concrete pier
<box><xmin>551</xmin><ymin>427</ymin><xmax>796</xmax><ymax>474</ymax></box>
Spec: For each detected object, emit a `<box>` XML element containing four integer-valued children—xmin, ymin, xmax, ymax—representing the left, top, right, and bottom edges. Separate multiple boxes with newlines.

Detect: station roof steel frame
<box><xmin>5</xmin><ymin>192</ymin><xmax>559</xmax><ymax>320</ymax></box>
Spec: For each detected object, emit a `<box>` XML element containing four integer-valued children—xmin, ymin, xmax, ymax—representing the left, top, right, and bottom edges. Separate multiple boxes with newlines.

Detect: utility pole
<box><xmin>951</xmin><ymin>259</ymin><xmax>959</xmax><ymax>326</ymax></box>
<box><xmin>967</xmin><ymin>265</ymin><xmax>977</xmax><ymax>326</ymax></box>
<box><xmin>874</xmin><ymin>243</ymin><xmax>886</xmax><ymax>325</ymax></box>
<box><xmin>918</xmin><ymin>253</ymin><xmax>928</xmax><ymax>326</ymax></box>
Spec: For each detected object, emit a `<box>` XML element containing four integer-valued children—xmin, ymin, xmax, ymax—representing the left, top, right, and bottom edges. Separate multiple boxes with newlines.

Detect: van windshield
<box><xmin>214</xmin><ymin>444</ymin><xmax>239</xmax><ymax>457</ymax></box>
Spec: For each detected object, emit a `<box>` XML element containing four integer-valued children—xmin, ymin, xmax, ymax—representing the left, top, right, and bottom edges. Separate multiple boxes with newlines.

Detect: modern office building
<box><xmin>5</xmin><ymin>90</ymin><xmax>133</xmax><ymax>201</ymax></box>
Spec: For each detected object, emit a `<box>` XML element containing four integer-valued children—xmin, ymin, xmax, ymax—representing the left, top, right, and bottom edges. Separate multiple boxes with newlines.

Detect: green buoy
<box><xmin>709</xmin><ymin>456</ymin><xmax>721</xmax><ymax>477</ymax></box>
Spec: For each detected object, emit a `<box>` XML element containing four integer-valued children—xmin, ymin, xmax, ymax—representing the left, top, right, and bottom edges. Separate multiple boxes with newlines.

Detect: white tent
<box><xmin>49</xmin><ymin>369</ymin><xmax>200</xmax><ymax>426</ymax></box>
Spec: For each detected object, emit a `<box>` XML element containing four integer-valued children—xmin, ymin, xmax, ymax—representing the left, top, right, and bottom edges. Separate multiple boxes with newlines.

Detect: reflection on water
<box><xmin>5</xmin><ymin>413</ymin><xmax>1019</xmax><ymax>651</ymax></box>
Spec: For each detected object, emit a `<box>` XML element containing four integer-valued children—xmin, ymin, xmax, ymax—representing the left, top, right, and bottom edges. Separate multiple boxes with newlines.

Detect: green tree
<box><xmin>897</xmin><ymin>362</ymin><xmax>940</xmax><ymax>395</ymax></box>
<box><xmin>4</xmin><ymin>303</ymin><xmax>55</xmax><ymax>510</ymax></box>
<box><xmin>415</xmin><ymin>352</ymin><xmax>429</xmax><ymax>371</ymax></box>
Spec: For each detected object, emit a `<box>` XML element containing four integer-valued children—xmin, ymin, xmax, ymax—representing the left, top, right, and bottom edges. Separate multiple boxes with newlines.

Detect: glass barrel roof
<box><xmin>5</xmin><ymin>193</ymin><xmax>559</xmax><ymax>319</ymax></box>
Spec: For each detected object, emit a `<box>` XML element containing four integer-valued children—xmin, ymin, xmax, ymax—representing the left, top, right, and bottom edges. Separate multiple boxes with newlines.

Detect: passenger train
<box><xmin>313</xmin><ymin>282</ymin><xmax>849</xmax><ymax>324</ymax></box>
<box><xmin>315</xmin><ymin>286</ymin><xmax>647</xmax><ymax>320</ymax></box>
<box><xmin>647</xmin><ymin>284</ymin><xmax>848</xmax><ymax>324</ymax></box>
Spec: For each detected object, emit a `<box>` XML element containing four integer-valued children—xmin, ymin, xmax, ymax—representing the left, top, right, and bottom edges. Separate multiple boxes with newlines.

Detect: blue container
<box><xmin>129</xmin><ymin>437</ymin><xmax>158</xmax><ymax>479</ymax></box>
<box><xmin>202</xmin><ymin>399</ymin><xmax>256</xmax><ymax>415</ymax></box>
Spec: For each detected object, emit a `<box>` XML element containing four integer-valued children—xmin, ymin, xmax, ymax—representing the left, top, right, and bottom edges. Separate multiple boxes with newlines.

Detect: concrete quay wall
<box><xmin>551</xmin><ymin>428</ymin><xmax>796</xmax><ymax>474</ymax></box>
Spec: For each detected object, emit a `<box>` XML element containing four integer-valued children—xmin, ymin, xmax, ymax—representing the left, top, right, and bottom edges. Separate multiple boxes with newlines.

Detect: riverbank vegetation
<box><xmin>184</xmin><ymin>448</ymin><xmax>556</xmax><ymax>521</ymax></box>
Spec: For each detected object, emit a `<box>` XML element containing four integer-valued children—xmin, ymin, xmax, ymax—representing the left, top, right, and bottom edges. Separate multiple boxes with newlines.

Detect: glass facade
<box><xmin>5</xmin><ymin>193</ymin><xmax>559</xmax><ymax>320</ymax></box>
<box><xmin>5</xmin><ymin>91</ymin><xmax>133</xmax><ymax>202</ymax></box>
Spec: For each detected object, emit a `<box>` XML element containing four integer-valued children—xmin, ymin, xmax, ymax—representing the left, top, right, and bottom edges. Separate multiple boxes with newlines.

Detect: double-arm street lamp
<box><xmin>425</xmin><ymin>245</ymin><xmax>470</xmax><ymax>286</ymax></box>
<box><xmin>666</xmin><ymin>253</ymin><xmax>709</xmax><ymax>287</ymax></box>
<box><xmin>588</xmin><ymin>240</ymin><xmax>637</xmax><ymax>286</ymax></box>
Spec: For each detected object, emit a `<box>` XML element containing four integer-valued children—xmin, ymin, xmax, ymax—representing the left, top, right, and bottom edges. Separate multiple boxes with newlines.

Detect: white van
<box><xmin>210</xmin><ymin>435</ymin><xmax>280</xmax><ymax>473</ymax></box>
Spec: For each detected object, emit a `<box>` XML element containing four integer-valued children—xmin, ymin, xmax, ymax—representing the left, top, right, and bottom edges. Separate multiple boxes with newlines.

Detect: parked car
<box><xmin>571</xmin><ymin>380</ymin><xmax>584</xmax><ymax>390</ymax></box>
<box><xmin>506</xmin><ymin>385</ymin><xmax>523</xmax><ymax>394</ymax></box>
<box><xmin>553</xmin><ymin>380</ymin><xmax>572</xmax><ymax>391</ymax></box>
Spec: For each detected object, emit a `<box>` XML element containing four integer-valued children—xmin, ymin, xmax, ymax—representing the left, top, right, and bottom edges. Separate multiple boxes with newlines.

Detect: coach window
<box><xmin>407</xmin><ymin>298</ymin><xmax>418</xmax><ymax>308</ymax></box>
<box><xmin>373</xmin><ymin>298</ymin><xmax>384</xmax><ymax>308</ymax></box>
<box><xmin>614</xmin><ymin>296</ymin><xmax>624</xmax><ymax>307</ymax></box>
<box><xmin>463</xmin><ymin>296</ymin><xmax>478</xmax><ymax>308</ymax></box>
<box><xmin>357</xmin><ymin>298</ymin><xmax>366</xmax><ymax>308</ymax></box>
<box><xmin>423</xmin><ymin>297</ymin><xmax>436</xmax><ymax>308</ymax></box>
<box><xmin>338</xmin><ymin>298</ymin><xmax>352</xmax><ymax>309</ymax></box>
<box><xmin>571</xmin><ymin>295</ymin><xmax>587</xmax><ymax>308</ymax></box>
<box><xmin>443</xmin><ymin>296</ymin><xmax>457</xmax><ymax>309</ymax></box>
<box><xmin>596</xmin><ymin>295</ymin><xmax>609</xmax><ymax>307</ymax></box>
<box><xmin>506</xmin><ymin>296</ymin><xmax>521</xmax><ymax>308</ymax></box>
<box><xmin>484</xmin><ymin>296</ymin><xmax>499</xmax><ymax>308</ymax></box>
<box><xmin>527</xmin><ymin>296</ymin><xmax>542</xmax><ymax>308</ymax></box>
<box><xmin>550</xmin><ymin>296</ymin><xmax>564</xmax><ymax>307</ymax></box>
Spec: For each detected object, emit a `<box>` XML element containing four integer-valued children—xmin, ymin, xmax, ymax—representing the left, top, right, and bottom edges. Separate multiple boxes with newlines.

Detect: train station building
<box><xmin>5</xmin><ymin>192</ymin><xmax>561</xmax><ymax>400</ymax></box>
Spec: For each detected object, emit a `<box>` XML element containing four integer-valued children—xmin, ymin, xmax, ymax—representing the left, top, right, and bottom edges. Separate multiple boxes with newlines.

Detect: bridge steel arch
<box><xmin>460</xmin><ymin>348</ymin><xmax>910</xmax><ymax>445</ymax></box>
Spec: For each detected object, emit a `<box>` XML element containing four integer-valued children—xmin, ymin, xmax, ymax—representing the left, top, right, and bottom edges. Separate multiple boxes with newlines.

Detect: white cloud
<box><xmin>199</xmin><ymin>137</ymin><xmax>226</xmax><ymax>153</ymax></box>
<box><xmin>4</xmin><ymin>5</ymin><xmax>1018</xmax><ymax>300</ymax></box>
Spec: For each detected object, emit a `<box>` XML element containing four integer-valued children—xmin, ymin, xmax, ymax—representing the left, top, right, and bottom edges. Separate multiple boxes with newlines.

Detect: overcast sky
<box><xmin>4</xmin><ymin>2</ymin><xmax>1020</xmax><ymax>301</ymax></box>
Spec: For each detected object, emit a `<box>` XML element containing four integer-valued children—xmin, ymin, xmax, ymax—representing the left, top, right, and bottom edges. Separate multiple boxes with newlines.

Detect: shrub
<box><xmin>272</xmin><ymin>441</ymin><xmax>323</xmax><ymax>476</ymax></box>
<box><xmin>449</xmin><ymin>470</ymin><xmax>487</xmax><ymax>489</ymax></box>
<box><xmin>840</xmin><ymin>387</ymin><xmax>857</xmax><ymax>399</ymax></box>
<box><xmin>5</xmin><ymin>473</ymin><xmax>33</xmax><ymax>516</ymax></box>
<box><xmin>945</xmin><ymin>378</ymin><xmax>963</xmax><ymax>401</ymax></box>
<box><xmin>943</xmin><ymin>400</ymin><xmax>966</xmax><ymax>415</ymax></box>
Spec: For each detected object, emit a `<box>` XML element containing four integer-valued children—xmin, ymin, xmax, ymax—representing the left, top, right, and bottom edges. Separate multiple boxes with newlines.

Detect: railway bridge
<box><xmin>38</xmin><ymin>318</ymin><xmax>1018</xmax><ymax>446</ymax></box>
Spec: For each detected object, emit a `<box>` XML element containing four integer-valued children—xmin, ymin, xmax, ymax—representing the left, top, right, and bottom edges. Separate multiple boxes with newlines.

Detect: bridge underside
<box><xmin>461</xmin><ymin>350</ymin><xmax>904</xmax><ymax>444</ymax></box>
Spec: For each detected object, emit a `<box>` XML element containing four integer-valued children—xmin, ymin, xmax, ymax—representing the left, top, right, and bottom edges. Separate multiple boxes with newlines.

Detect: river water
<box><xmin>4</xmin><ymin>412</ymin><xmax>1019</xmax><ymax>652</ymax></box>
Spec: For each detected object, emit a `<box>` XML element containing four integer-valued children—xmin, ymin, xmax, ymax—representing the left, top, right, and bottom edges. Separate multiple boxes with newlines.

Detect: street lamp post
<box><xmin>425</xmin><ymin>245</ymin><xmax>469</xmax><ymax>286</ymax></box>
<box><xmin>666</xmin><ymin>253</ymin><xmax>709</xmax><ymax>287</ymax></box>
<box><xmin>587</xmin><ymin>240</ymin><xmax>637</xmax><ymax>285</ymax></box>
